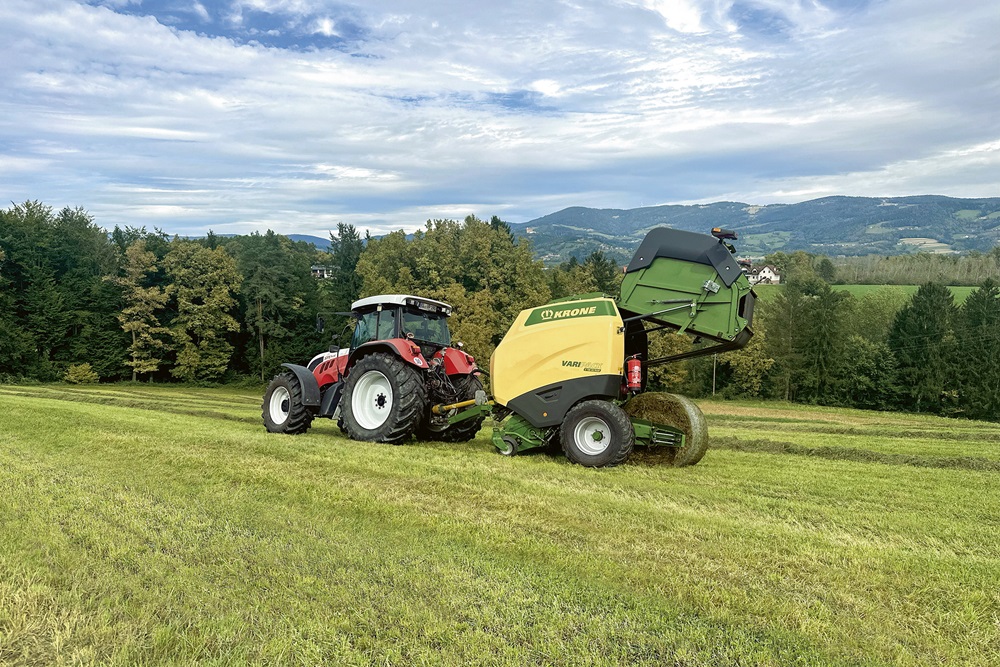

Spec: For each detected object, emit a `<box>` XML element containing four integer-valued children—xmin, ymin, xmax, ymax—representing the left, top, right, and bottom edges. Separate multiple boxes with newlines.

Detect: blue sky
<box><xmin>2</xmin><ymin>0</ymin><xmax>998</xmax><ymax>238</ymax></box>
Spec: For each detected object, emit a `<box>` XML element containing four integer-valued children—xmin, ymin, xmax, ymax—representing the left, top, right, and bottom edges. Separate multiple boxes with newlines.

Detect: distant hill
<box><xmin>514</xmin><ymin>195</ymin><xmax>1000</xmax><ymax>264</ymax></box>
<box><xmin>288</xmin><ymin>234</ymin><xmax>331</xmax><ymax>250</ymax></box>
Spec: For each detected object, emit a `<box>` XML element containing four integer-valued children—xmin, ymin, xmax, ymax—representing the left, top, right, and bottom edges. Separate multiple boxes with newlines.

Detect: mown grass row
<box><xmin>1</xmin><ymin>385</ymin><xmax>998</xmax><ymax>666</ymax></box>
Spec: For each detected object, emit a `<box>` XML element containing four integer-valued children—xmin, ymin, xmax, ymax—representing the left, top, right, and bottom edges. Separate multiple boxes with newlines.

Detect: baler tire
<box><xmin>262</xmin><ymin>371</ymin><xmax>314</xmax><ymax>435</ymax></box>
<box><xmin>624</xmin><ymin>392</ymin><xmax>708</xmax><ymax>466</ymax></box>
<box><xmin>340</xmin><ymin>352</ymin><xmax>426</xmax><ymax>445</ymax></box>
<box><xmin>418</xmin><ymin>375</ymin><xmax>486</xmax><ymax>442</ymax></box>
<box><xmin>560</xmin><ymin>400</ymin><xmax>634</xmax><ymax>468</ymax></box>
<box><xmin>497</xmin><ymin>436</ymin><xmax>518</xmax><ymax>457</ymax></box>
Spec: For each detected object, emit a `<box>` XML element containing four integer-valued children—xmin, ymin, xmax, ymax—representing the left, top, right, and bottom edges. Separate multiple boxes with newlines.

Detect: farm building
<box><xmin>748</xmin><ymin>265</ymin><xmax>781</xmax><ymax>285</ymax></box>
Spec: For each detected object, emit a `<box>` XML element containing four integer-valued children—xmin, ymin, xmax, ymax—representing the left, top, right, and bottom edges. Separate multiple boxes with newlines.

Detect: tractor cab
<box><xmin>350</xmin><ymin>294</ymin><xmax>453</xmax><ymax>358</ymax></box>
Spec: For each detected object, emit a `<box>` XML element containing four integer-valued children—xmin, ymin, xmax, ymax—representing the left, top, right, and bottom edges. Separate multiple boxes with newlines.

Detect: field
<box><xmin>752</xmin><ymin>284</ymin><xmax>976</xmax><ymax>303</ymax></box>
<box><xmin>1</xmin><ymin>385</ymin><xmax>998</xmax><ymax>666</ymax></box>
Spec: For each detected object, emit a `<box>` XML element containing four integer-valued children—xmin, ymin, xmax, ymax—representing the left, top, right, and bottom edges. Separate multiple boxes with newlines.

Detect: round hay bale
<box><xmin>623</xmin><ymin>392</ymin><xmax>708</xmax><ymax>466</ymax></box>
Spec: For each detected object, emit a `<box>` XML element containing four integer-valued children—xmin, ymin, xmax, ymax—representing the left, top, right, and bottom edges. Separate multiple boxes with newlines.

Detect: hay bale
<box><xmin>624</xmin><ymin>392</ymin><xmax>708</xmax><ymax>466</ymax></box>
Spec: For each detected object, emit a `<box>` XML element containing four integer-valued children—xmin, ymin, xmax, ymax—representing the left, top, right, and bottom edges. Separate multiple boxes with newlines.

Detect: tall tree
<box><xmin>954</xmin><ymin>279</ymin><xmax>1000</xmax><ymax>419</ymax></box>
<box><xmin>798</xmin><ymin>282</ymin><xmax>852</xmax><ymax>402</ymax></box>
<box><xmin>888</xmin><ymin>282</ymin><xmax>957</xmax><ymax>413</ymax></box>
<box><xmin>325</xmin><ymin>222</ymin><xmax>365</xmax><ymax>314</ymax></box>
<box><xmin>0</xmin><ymin>249</ymin><xmax>32</xmax><ymax>377</ymax></box>
<box><xmin>114</xmin><ymin>240</ymin><xmax>169</xmax><ymax>381</ymax></box>
<box><xmin>584</xmin><ymin>250</ymin><xmax>622</xmax><ymax>296</ymax></box>
<box><xmin>227</xmin><ymin>231</ymin><xmax>320</xmax><ymax>381</ymax></box>
<box><xmin>163</xmin><ymin>242</ymin><xmax>241</xmax><ymax>382</ymax></box>
<box><xmin>762</xmin><ymin>280</ymin><xmax>809</xmax><ymax>400</ymax></box>
<box><xmin>50</xmin><ymin>206</ymin><xmax>126</xmax><ymax>379</ymax></box>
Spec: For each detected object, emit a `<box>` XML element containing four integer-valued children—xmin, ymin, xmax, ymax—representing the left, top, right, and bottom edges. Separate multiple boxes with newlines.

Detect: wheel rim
<box><xmin>352</xmin><ymin>370</ymin><xmax>393</xmax><ymax>430</ymax></box>
<box><xmin>269</xmin><ymin>386</ymin><xmax>290</xmax><ymax>424</ymax></box>
<box><xmin>573</xmin><ymin>416</ymin><xmax>611</xmax><ymax>455</ymax></box>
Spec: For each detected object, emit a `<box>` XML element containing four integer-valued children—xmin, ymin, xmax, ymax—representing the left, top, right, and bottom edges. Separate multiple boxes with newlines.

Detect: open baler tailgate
<box><xmin>618</xmin><ymin>228</ymin><xmax>755</xmax><ymax>364</ymax></box>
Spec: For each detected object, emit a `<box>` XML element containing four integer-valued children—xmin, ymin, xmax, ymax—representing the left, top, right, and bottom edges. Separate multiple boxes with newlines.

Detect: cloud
<box><xmin>1</xmin><ymin>0</ymin><xmax>997</xmax><ymax>239</ymax></box>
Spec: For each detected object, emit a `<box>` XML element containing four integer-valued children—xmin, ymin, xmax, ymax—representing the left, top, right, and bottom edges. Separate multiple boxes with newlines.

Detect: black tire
<box><xmin>262</xmin><ymin>371</ymin><xmax>314</xmax><ymax>434</ymax></box>
<box><xmin>623</xmin><ymin>392</ymin><xmax>708</xmax><ymax>466</ymax></box>
<box><xmin>340</xmin><ymin>352</ymin><xmax>427</xmax><ymax>444</ymax></box>
<box><xmin>417</xmin><ymin>375</ymin><xmax>486</xmax><ymax>442</ymax></box>
<box><xmin>560</xmin><ymin>400</ymin><xmax>634</xmax><ymax>468</ymax></box>
<box><xmin>496</xmin><ymin>436</ymin><xmax>518</xmax><ymax>457</ymax></box>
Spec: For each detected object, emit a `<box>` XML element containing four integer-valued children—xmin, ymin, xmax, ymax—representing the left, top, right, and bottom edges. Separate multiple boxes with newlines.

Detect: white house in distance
<box><xmin>748</xmin><ymin>265</ymin><xmax>781</xmax><ymax>285</ymax></box>
<box><xmin>311</xmin><ymin>264</ymin><xmax>333</xmax><ymax>279</ymax></box>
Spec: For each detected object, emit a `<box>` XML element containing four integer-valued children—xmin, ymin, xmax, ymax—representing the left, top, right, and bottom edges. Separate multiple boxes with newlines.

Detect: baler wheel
<box><xmin>497</xmin><ymin>436</ymin><xmax>518</xmax><ymax>457</ymax></box>
<box><xmin>340</xmin><ymin>352</ymin><xmax>427</xmax><ymax>444</ymax></box>
<box><xmin>624</xmin><ymin>392</ymin><xmax>708</xmax><ymax>466</ymax></box>
<box><xmin>262</xmin><ymin>371</ymin><xmax>314</xmax><ymax>435</ymax></box>
<box><xmin>560</xmin><ymin>400</ymin><xmax>635</xmax><ymax>468</ymax></box>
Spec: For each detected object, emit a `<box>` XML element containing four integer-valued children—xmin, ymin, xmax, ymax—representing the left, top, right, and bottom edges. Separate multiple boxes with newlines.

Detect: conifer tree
<box><xmin>954</xmin><ymin>279</ymin><xmax>1000</xmax><ymax>419</ymax></box>
<box><xmin>888</xmin><ymin>282</ymin><xmax>957</xmax><ymax>413</ymax></box>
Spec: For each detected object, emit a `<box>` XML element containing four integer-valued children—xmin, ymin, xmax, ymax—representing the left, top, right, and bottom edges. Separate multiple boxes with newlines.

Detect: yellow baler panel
<box><xmin>490</xmin><ymin>298</ymin><xmax>625</xmax><ymax>407</ymax></box>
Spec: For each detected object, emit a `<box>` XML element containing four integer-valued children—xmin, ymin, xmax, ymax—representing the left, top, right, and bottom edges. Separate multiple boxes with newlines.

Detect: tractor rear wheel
<box><xmin>417</xmin><ymin>375</ymin><xmax>486</xmax><ymax>442</ymax></box>
<box><xmin>341</xmin><ymin>352</ymin><xmax>427</xmax><ymax>444</ymax></box>
<box><xmin>262</xmin><ymin>371</ymin><xmax>314</xmax><ymax>434</ymax></box>
<box><xmin>560</xmin><ymin>400</ymin><xmax>634</xmax><ymax>467</ymax></box>
<box><xmin>624</xmin><ymin>392</ymin><xmax>708</xmax><ymax>466</ymax></box>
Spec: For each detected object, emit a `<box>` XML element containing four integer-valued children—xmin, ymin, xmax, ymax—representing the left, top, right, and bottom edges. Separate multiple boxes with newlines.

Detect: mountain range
<box><xmin>289</xmin><ymin>195</ymin><xmax>1000</xmax><ymax>264</ymax></box>
<box><xmin>512</xmin><ymin>195</ymin><xmax>1000</xmax><ymax>263</ymax></box>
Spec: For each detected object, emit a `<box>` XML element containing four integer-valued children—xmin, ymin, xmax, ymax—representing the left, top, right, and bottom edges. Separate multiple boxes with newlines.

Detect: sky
<box><xmin>2</xmin><ymin>0</ymin><xmax>998</xmax><ymax>238</ymax></box>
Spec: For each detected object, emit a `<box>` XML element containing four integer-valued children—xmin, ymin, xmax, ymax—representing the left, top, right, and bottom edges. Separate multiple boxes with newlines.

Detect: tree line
<box><xmin>4</xmin><ymin>200</ymin><xmax>999</xmax><ymax>421</ymax></box>
<box><xmin>808</xmin><ymin>248</ymin><xmax>1000</xmax><ymax>286</ymax></box>
<box><xmin>0</xmin><ymin>202</ymin><xmax>326</xmax><ymax>384</ymax></box>
<box><xmin>0</xmin><ymin>202</ymin><xmax>615</xmax><ymax>386</ymax></box>
<box><xmin>699</xmin><ymin>267</ymin><xmax>1000</xmax><ymax>421</ymax></box>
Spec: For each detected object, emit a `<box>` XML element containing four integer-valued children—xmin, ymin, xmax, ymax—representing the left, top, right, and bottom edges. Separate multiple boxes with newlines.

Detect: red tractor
<box><xmin>262</xmin><ymin>294</ymin><xmax>485</xmax><ymax>444</ymax></box>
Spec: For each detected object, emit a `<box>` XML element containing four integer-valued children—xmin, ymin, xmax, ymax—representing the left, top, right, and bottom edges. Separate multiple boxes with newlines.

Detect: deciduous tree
<box><xmin>164</xmin><ymin>242</ymin><xmax>241</xmax><ymax>382</ymax></box>
<box><xmin>114</xmin><ymin>240</ymin><xmax>169</xmax><ymax>381</ymax></box>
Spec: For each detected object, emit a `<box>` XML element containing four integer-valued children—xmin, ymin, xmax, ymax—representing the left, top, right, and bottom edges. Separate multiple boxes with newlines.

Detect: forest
<box><xmin>3</xmin><ymin>200</ymin><xmax>1000</xmax><ymax>421</ymax></box>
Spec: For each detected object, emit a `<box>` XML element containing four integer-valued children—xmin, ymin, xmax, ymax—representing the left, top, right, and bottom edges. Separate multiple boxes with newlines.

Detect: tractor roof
<box><xmin>351</xmin><ymin>294</ymin><xmax>453</xmax><ymax>315</ymax></box>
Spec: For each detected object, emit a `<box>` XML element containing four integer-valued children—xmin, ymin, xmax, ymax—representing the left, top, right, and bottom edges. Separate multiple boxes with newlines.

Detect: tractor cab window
<box><xmin>401</xmin><ymin>308</ymin><xmax>451</xmax><ymax>346</ymax></box>
<box><xmin>351</xmin><ymin>308</ymin><xmax>400</xmax><ymax>349</ymax></box>
<box><xmin>375</xmin><ymin>308</ymin><xmax>397</xmax><ymax>340</ymax></box>
<box><xmin>351</xmin><ymin>311</ymin><xmax>376</xmax><ymax>348</ymax></box>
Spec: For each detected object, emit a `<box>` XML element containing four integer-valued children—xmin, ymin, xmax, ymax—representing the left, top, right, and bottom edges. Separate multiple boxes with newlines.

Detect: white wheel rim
<box><xmin>353</xmin><ymin>370</ymin><xmax>393</xmax><ymax>430</ymax></box>
<box><xmin>573</xmin><ymin>416</ymin><xmax>611</xmax><ymax>455</ymax></box>
<box><xmin>269</xmin><ymin>386</ymin><xmax>290</xmax><ymax>424</ymax></box>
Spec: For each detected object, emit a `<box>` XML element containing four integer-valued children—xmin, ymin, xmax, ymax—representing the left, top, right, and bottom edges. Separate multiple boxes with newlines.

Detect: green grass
<box><xmin>1</xmin><ymin>385</ymin><xmax>998</xmax><ymax>666</ymax></box>
<box><xmin>753</xmin><ymin>284</ymin><xmax>976</xmax><ymax>304</ymax></box>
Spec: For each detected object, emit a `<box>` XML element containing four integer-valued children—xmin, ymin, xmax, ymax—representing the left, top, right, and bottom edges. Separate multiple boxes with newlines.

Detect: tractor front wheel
<box><xmin>341</xmin><ymin>353</ymin><xmax>427</xmax><ymax>444</ymax></box>
<box><xmin>560</xmin><ymin>400</ymin><xmax>634</xmax><ymax>467</ymax></box>
<box><xmin>262</xmin><ymin>371</ymin><xmax>315</xmax><ymax>434</ymax></box>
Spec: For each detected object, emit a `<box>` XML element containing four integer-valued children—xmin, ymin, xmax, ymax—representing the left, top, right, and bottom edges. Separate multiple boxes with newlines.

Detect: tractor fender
<box><xmin>348</xmin><ymin>340</ymin><xmax>428</xmax><ymax>370</ymax></box>
<box><xmin>439</xmin><ymin>347</ymin><xmax>478</xmax><ymax>375</ymax></box>
<box><xmin>280</xmin><ymin>363</ymin><xmax>321</xmax><ymax>407</ymax></box>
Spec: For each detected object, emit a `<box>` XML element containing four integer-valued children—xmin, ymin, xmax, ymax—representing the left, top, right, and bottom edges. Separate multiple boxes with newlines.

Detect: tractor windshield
<box><xmin>401</xmin><ymin>309</ymin><xmax>451</xmax><ymax>346</ymax></box>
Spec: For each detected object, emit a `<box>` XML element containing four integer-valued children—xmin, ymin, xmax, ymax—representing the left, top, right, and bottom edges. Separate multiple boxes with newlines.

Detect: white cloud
<box><xmin>0</xmin><ymin>0</ymin><xmax>997</xmax><ymax>239</ymax></box>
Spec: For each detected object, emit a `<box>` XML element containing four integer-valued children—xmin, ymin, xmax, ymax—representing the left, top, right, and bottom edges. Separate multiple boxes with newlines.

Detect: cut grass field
<box><xmin>1</xmin><ymin>385</ymin><xmax>998</xmax><ymax>666</ymax></box>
